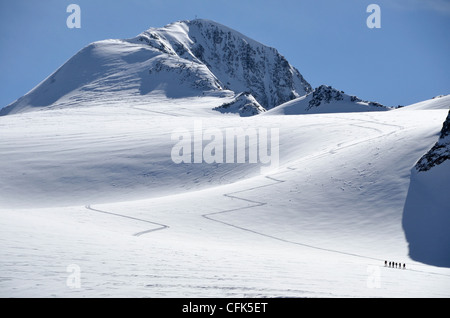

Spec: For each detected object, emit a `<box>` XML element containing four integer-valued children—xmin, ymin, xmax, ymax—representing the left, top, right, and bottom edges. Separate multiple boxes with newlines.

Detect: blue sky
<box><xmin>0</xmin><ymin>0</ymin><xmax>449</xmax><ymax>108</ymax></box>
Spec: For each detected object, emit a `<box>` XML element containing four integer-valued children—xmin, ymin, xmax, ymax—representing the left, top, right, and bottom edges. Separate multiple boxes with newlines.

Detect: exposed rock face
<box><xmin>416</xmin><ymin>110</ymin><xmax>450</xmax><ymax>172</ymax></box>
<box><xmin>185</xmin><ymin>20</ymin><xmax>312</xmax><ymax>110</ymax></box>
<box><xmin>213</xmin><ymin>92</ymin><xmax>266</xmax><ymax>117</ymax></box>
<box><xmin>264</xmin><ymin>84</ymin><xmax>390</xmax><ymax>115</ymax></box>
<box><xmin>307</xmin><ymin>85</ymin><xmax>385</xmax><ymax>111</ymax></box>
<box><xmin>134</xmin><ymin>19</ymin><xmax>312</xmax><ymax>110</ymax></box>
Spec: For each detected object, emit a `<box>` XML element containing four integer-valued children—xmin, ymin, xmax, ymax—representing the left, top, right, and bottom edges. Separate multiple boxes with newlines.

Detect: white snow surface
<box><xmin>399</xmin><ymin>94</ymin><xmax>450</xmax><ymax>110</ymax></box>
<box><xmin>1</xmin><ymin>94</ymin><xmax>450</xmax><ymax>297</ymax></box>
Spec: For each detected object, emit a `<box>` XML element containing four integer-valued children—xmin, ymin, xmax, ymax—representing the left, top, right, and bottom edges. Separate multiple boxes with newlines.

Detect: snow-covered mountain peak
<box><xmin>132</xmin><ymin>19</ymin><xmax>312</xmax><ymax>110</ymax></box>
<box><xmin>213</xmin><ymin>92</ymin><xmax>266</xmax><ymax>117</ymax></box>
<box><xmin>307</xmin><ymin>85</ymin><xmax>385</xmax><ymax>110</ymax></box>
<box><xmin>263</xmin><ymin>85</ymin><xmax>390</xmax><ymax>115</ymax></box>
<box><xmin>307</xmin><ymin>85</ymin><xmax>346</xmax><ymax>109</ymax></box>
<box><xmin>134</xmin><ymin>19</ymin><xmax>276</xmax><ymax>59</ymax></box>
<box><xmin>1</xmin><ymin>19</ymin><xmax>312</xmax><ymax>116</ymax></box>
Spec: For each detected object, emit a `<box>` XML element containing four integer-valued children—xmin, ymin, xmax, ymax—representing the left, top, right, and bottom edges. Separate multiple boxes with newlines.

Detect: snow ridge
<box><xmin>134</xmin><ymin>19</ymin><xmax>313</xmax><ymax>110</ymax></box>
<box><xmin>307</xmin><ymin>85</ymin><xmax>385</xmax><ymax>110</ymax></box>
<box><xmin>213</xmin><ymin>92</ymin><xmax>266</xmax><ymax>117</ymax></box>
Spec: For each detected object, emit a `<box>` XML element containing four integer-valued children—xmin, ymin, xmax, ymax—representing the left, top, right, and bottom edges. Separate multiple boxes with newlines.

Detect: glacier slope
<box><xmin>1</xmin><ymin>97</ymin><xmax>449</xmax><ymax>297</ymax></box>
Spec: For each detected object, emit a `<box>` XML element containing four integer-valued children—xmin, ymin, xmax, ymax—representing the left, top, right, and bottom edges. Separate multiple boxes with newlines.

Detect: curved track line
<box><xmin>85</xmin><ymin>205</ymin><xmax>169</xmax><ymax>237</ymax></box>
<box><xmin>203</xmin><ymin>176</ymin><xmax>285</xmax><ymax>218</ymax></box>
<box><xmin>203</xmin><ymin>176</ymin><xmax>382</xmax><ymax>262</ymax></box>
<box><xmin>202</xmin><ymin>117</ymin><xmax>406</xmax><ymax>262</ymax></box>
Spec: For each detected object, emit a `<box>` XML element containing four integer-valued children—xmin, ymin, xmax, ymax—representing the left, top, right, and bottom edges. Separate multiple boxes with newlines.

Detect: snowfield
<box><xmin>1</xmin><ymin>19</ymin><xmax>449</xmax><ymax>298</ymax></box>
<box><xmin>1</xmin><ymin>96</ymin><xmax>449</xmax><ymax>297</ymax></box>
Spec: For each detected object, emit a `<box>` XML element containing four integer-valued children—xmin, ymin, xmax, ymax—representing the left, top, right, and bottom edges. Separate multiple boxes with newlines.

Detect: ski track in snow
<box><xmin>82</xmin><ymin>113</ymin><xmax>450</xmax><ymax>282</ymax></box>
<box><xmin>131</xmin><ymin>105</ymin><xmax>181</xmax><ymax>117</ymax></box>
<box><xmin>85</xmin><ymin>205</ymin><xmax>169</xmax><ymax>236</ymax></box>
<box><xmin>2</xmin><ymin>105</ymin><xmax>450</xmax><ymax>297</ymax></box>
<box><xmin>86</xmin><ymin>115</ymin><xmax>401</xmax><ymax>261</ymax></box>
<box><xmin>202</xmin><ymin>115</ymin><xmax>403</xmax><ymax>263</ymax></box>
<box><xmin>2</xmin><ymin>18</ymin><xmax>449</xmax><ymax>297</ymax></box>
<box><xmin>203</xmin><ymin>175</ymin><xmax>385</xmax><ymax>262</ymax></box>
